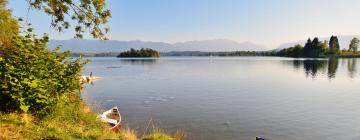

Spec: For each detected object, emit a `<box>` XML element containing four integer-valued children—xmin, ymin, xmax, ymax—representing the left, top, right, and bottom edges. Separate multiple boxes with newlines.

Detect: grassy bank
<box><xmin>0</xmin><ymin>92</ymin><xmax>181</xmax><ymax>140</ymax></box>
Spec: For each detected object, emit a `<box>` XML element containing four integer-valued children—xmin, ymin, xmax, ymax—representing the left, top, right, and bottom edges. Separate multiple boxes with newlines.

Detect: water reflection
<box><xmin>119</xmin><ymin>58</ymin><xmax>159</xmax><ymax>65</ymax></box>
<box><xmin>293</xmin><ymin>60</ymin><xmax>302</xmax><ymax>70</ymax></box>
<box><xmin>327</xmin><ymin>58</ymin><xmax>339</xmax><ymax>79</ymax></box>
<box><xmin>303</xmin><ymin>60</ymin><xmax>327</xmax><ymax>78</ymax></box>
<box><xmin>348</xmin><ymin>59</ymin><xmax>357</xmax><ymax>78</ymax></box>
<box><xmin>291</xmin><ymin>58</ymin><xmax>358</xmax><ymax>79</ymax></box>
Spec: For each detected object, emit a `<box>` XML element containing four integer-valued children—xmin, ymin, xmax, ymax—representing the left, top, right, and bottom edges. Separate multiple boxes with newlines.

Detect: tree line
<box><xmin>161</xmin><ymin>51</ymin><xmax>273</xmax><ymax>56</ymax></box>
<box><xmin>68</xmin><ymin>52</ymin><xmax>120</xmax><ymax>57</ymax></box>
<box><xmin>276</xmin><ymin>36</ymin><xmax>360</xmax><ymax>58</ymax></box>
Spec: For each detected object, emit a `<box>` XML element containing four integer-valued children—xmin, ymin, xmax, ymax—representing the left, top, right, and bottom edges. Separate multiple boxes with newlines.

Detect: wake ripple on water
<box><xmin>142</xmin><ymin>95</ymin><xmax>176</xmax><ymax>107</ymax></box>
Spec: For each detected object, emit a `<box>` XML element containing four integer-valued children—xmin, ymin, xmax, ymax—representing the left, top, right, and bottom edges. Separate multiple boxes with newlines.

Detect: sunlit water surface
<box><xmin>82</xmin><ymin>57</ymin><xmax>360</xmax><ymax>140</ymax></box>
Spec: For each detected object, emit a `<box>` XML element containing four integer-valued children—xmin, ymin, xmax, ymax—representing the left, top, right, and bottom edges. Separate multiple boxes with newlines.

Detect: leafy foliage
<box><xmin>118</xmin><ymin>48</ymin><xmax>161</xmax><ymax>58</ymax></box>
<box><xmin>277</xmin><ymin>44</ymin><xmax>304</xmax><ymax>57</ymax></box>
<box><xmin>277</xmin><ymin>37</ymin><xmax>328</xmax><ymax>58</ymax></box>
<box><xmin>349</xmin><ymin>37</ymin><xmax>359</xmax><ymax>52</ymax></box>
<box><xmin>0</xmin><ymin>27</ymin><xmax>87</xmax><ymax>116</ymax></box>
<box><xmin>277</xmin><ymin>37</ymin><xmax>331</xmax><ymax>58</ymax></box>
<box><xmin>277</xmin><ymin>36</ymin><xmax>360</xmax><ymax>58</ymax></box>
<box><xmin>0</xmin><ymin>0</ymin><xmax>106</xmax><ymax>117</ymax></box>
<box><xmin>303</xmin><ymin>37</ymin><xmax>328</xmax><ymax>57</ymax></box>
<box><xmin>0</xmin><ymin>0</ymin><xmax>19</xmax><ymax>48</ymax></box>
<box><xmin>329</xmin><ymin>35</ymin><xmax>340</xmax><ymax>54</ymax></box>
<box><xmin>27</xmin><ymin>0</ymin><xmax>111</xmax><ymax>39</ymax></box>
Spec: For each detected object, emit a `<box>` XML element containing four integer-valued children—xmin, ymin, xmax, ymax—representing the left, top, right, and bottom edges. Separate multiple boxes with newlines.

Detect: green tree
<box><xmin>292</xmin><ymin>44</ymin><xmax>304</xmax><ymax>57</ymax></box>
<box><xmin>349</xmin><ymin>37</ymin><xmax>359</xmax><ymax>52</ymax></box>
<box><xmin>277</xmin><ymin>37</ymin><xmax>330</xmax><ymax>58</ymax></box>
<box><xmin>303</xmin><ymin>38</ymin><xmax>312</xmax><ymax>57</ymax></box>
<box><xmin>320</xmin><ymin>40</ymin><xmax>329</xmax><ymax>55</ymax></box>
<box><xmin>0</xmin><ymin>0</ymin><xmax>19</xmax><ymax>48</ymax></box>
<box><xmin>329</xmin><ymin>35</ymin><xmax>340</xmax><ymax>54</ymax></box>
<box><xmin>0</xmin><ymin>28</ymin><xmax>87</xmax><ymax>115</ymax></box>
<box><xmin>311</xmin><ymin>37</ymin><xmax>321</xmax><ymax>57</ymax></box>
<box><xmin>0</xmin><ymin>0</ymin><xmax>109</xmax><ymax>115</ymax></box>
<box><xmin>26</xmin><ymin>0</ymin><xmax>111</xmax><ymax>39</ymax></box>
<box><xmin>302</xmin><ymin>37</ymin><xmax>326</xmax><ymax>57</ymax></box>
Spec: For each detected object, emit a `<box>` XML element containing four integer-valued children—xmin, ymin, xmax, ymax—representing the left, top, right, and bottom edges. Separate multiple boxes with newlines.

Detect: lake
<box><xmin>82</xmin><ymin>57</ymin><xmax>360</xmax><ymax>140</ymax></box>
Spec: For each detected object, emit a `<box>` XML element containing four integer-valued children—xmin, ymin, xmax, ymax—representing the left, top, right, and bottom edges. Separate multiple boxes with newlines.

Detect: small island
<box><xmin>117</xmin><ymin>48</ymin><xmax>160</xmax><ymax>58</ymax></box>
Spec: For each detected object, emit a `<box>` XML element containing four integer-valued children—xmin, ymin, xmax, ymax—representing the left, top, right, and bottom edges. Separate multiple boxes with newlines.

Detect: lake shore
<box><xmin>0</xmin><ymin>91</ymin><xmax>180</xmax><ymax>140</ymax></box>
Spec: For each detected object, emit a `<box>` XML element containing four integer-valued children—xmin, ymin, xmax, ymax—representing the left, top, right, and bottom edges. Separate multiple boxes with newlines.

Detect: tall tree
<box><xmin>311</xmin><ymin>37</ymin><xmax>320</xmax><ymax>46</ymax></box>
<box><xmin>349</xmin><ymin>37</ymin><xmax>359</xmax><ymax>52</ymax></box>
<box><xmin>329</xmin><ymin>35</ymin><xmax>340</xmax><ymax>54</ymax></box>
<box><xmin>0</xmin><ymin>0</ymin><xmax>19</xmax><ymax>48</ymax></box>
<box><xmin>319</xmin><ymin>40</ymin><xmax>329</xmax><ymax>55</ymax></box>
<box><xmin>303</xmin><ymin>38</ymin><xmax>312</xmax><ymax>57</ymax></box>
<box><xmin>311</xmin><ymin>37</ymin><xmax>321</xmax><ymax>57</ymax></box>
<box><xmin>302</xmin><ymin>37</ymin><xmax>324</xmax><ymax>57</ymax></box>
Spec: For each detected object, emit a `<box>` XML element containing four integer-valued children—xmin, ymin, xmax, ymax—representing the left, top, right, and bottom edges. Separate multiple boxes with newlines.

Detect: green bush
<box><xmin>0</xmin><ymin>29</ymin><xmax>87</xmax><ymax>116</ymax></box>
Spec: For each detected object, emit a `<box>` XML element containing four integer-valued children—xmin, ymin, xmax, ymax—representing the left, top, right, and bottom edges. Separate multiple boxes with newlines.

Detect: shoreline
<box><xmin>0</xmin><ymin>92</ymin><xmax>181</xmax><ymax>140</ymax></box>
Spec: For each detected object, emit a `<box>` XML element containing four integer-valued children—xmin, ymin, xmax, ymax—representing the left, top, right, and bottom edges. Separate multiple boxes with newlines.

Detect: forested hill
<box><xmin>48</xmin><ymin>39</ymin><xmax>267</xmax><ymax>53</ymax></box>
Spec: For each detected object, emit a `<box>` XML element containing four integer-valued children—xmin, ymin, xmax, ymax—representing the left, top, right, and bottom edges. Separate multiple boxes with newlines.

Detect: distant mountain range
<box><xmin>48</xmin><ymin>35</ymin><xmax>360</xmax><ymax>53</ymax></box>
<box><xmin>277</xmin><ymin>35</ymin><xmax>360</xmax><ymax>51</ymax></box>
<box><xmin>48</xmin><ymin>39</ymin><xmax>267</xmax><ymax>53</ymax></box>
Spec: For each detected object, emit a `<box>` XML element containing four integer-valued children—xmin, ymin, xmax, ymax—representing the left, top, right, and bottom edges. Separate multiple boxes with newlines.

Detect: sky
<box><xmin>8</xmin><ymin>0</ymin><xmax>360</xmax><ymax>49</ymax></box>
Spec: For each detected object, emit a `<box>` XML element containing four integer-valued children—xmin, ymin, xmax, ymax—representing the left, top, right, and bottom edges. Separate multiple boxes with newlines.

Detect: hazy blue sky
<box><xmin>8</xmin><ymin>0</ymin><xmax>360</xmax><ymax>48</ymax></box>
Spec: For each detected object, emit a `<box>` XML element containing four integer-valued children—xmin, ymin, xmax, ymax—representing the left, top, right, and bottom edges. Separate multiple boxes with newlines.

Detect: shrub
<box><xmin>0</xmin><ymin>29</ymin><xmax>87</xmax><ymax>116</ymax></box>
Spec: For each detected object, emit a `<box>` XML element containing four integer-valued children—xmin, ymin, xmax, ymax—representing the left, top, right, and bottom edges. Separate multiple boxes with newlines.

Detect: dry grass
<box><xmin>122</xmin><ymin>128</ymin><xmax>138</xmax><ymax>140</ymax></box>
<box><xmin>140</xmin><ymin>119</ymin><xmax>185</xmax><ymax>140</ymax></box>
<box><xmin>173</xmin><ymin>130</ymin><xmax>185</xmax><ymax>140</ymax></box>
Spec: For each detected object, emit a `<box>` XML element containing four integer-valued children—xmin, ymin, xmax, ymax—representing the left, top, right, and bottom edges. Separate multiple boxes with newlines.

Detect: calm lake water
<box><xmin>82</xmin><ymin>57</ymin><xmax>360</xmax><ymax>140</ymax></box>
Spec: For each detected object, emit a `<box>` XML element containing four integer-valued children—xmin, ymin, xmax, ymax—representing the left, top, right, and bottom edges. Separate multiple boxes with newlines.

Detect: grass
<box><xmin>336</xmin><ymin>51</ymin><xmax>360</xmax><ymax>58</ymax></box>
<box><xmin>0</xmin><ymin>92</ymin><xmax>183</xmax><ymax>140</ymax></box>
<box><xmin>142</xmin><ymin>132</ymin><xmax>174</xmax><ymax>140</ymax></box>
